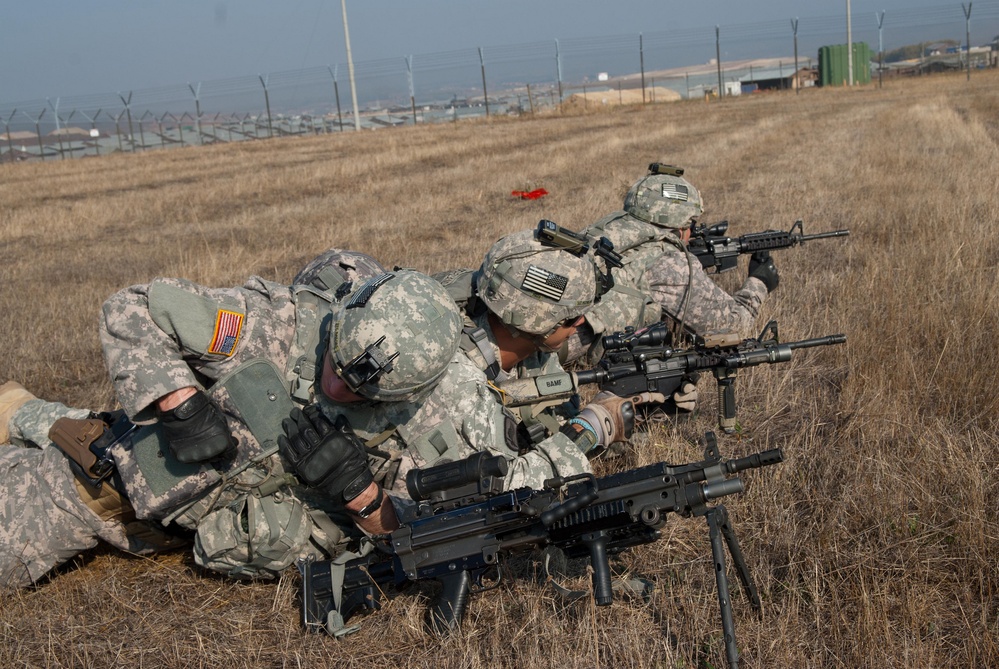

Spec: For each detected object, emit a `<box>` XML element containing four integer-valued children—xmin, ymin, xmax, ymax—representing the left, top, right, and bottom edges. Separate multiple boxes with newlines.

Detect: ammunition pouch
<box><xmin>193</xmin><ymin>490</ymin><xmax>315</xmax><ymax>580</ymax></box>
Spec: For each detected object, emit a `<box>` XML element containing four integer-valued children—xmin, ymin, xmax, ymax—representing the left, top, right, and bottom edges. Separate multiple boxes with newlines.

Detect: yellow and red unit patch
<box><xmin>208</xmin><ymin>309</ymin><xmax>244</xmax><ymax>356</ymax></box>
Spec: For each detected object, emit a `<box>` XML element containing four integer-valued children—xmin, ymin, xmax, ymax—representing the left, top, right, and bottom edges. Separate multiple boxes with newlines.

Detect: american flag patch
<box><xmin>208</xmin><ymin>309</ymin><xmax>244</xmax><ymax>356</ymax></box>
<box><xmin>662</xmin><ymin>183</ymin><xmax>689</xmax><ymax>201</ymax></box>
<box><xmin>521</xmin><ymin>265</ymin><xmax>568</xmax><ymax>302</ymax></box>
<box><xmin>347</xmin><ymin>273</ymin><xmax>394</xmax><ymax>309</ymax></box>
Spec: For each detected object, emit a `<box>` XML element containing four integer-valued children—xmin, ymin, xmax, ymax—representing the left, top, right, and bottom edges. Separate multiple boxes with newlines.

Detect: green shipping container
<box><xmin>818</xmin><ymin>43</ymin><xmax>872</xmax><ymax>86</ymax></box>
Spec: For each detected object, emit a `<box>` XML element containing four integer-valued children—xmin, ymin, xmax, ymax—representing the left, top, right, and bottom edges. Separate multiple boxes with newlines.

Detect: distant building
<box><xmin>740</xmin><ymin>67</ymin><xmax>817</xmax><ymax>92</ymax></box>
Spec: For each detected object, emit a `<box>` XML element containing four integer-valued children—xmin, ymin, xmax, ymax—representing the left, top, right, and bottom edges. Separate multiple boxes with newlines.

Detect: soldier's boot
<box><xmin>0</xmin><ymin>381</ymin><xmax>38</xmax><ymax>444</ymax></box>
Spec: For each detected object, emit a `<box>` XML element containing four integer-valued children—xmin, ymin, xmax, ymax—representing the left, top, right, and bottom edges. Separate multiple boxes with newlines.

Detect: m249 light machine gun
<box><xmin>492</xmin><ymin>320</ymin><xmax>845</xmax><ymax>434</ymax></box>
<box><xmin>688</xmin><ymin>219</ymin><xmax>850</xmax><ymax>274</ymax></box>
<box><xmin>300</xmin><ymin>437</ymin><xmax>783</xmax><ymax>669</ymax></box>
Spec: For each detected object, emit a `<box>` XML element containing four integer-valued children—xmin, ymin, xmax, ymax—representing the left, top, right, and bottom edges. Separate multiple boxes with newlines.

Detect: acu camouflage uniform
<box><xmin>98</xmin><ymin>250</ymin><xmax>387</xmax><ymax>580</ymax></box>
<box><xmin>433</xmin><ymin>228</ymin><xmax>604</xmax><ymax>455</ymax></box>
<box><xmin>1</xmin><ymin>399</ymin><xmax>185</xmax><ymax>587</ymax></box>
<box><xmin>0</xmin><ymin>249</ymin><xmax>382</xmax><ymax>587</ymax></box>
<box><xmin>310</xmin><ymin>268</ymin><xmax>593</xmax><ymax>498</ymax></box>
<box><xmin>563</xmin><ymin>173</ymin><xmax>769</xmax><ymax>365</ymax></box>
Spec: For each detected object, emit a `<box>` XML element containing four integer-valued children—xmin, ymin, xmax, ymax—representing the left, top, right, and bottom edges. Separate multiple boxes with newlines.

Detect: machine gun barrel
<box><xmin>725</xmin><ymin>448</ymin><xmax>784</xmax><ymax>474</ymax></box>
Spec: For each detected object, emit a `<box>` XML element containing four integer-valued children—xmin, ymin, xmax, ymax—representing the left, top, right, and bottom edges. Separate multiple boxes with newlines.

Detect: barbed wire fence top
<box><xmin>2</xmin><ymin>3</ymin><xmax>997</xmax><ymax>161</ymax></box>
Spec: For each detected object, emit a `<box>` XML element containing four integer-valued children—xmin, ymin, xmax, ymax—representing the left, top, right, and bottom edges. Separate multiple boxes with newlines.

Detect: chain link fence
<box><xmin>2</xmin><ymin>4</ymin><xmax>997</xmax><ymax>162</ymax></box>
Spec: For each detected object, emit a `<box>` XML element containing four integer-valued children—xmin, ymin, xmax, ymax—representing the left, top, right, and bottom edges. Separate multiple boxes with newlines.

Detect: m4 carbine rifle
<box><xmin>494</xmin><ymin>320</ymin><xmax>846</xmax><ymax>434</ymax></box>
<box><xmin>300</xmin><ymin>435</ymin><xmax>783</xmax><ymax>669</ymax></box>
<box><xmin>688</xmin><ymin>219</ymin><xmax>849</xmax><ymax>274</ymax></box>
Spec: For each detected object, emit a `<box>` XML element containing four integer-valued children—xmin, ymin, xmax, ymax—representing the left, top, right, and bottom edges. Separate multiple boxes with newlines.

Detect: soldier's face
<box><xmin>539</xmin><ymin>315</ymin><xmax>585</xmax><ymax>353</ymax></box>
<box><xmin>320</xmin><ymin>348</ymin><xmax>365</xmax><ymax>403</ymax></box>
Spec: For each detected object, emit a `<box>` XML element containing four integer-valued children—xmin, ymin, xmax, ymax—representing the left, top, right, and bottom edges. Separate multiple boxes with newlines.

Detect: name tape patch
<box><xmin>208</xmin><ymin>309</ymin><xmax>244</xmax><ymax>356</ymax></box>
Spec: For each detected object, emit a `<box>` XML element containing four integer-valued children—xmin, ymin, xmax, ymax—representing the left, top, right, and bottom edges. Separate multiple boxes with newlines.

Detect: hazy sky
<box><xmin>2</xmin><ymin>0</ymin><xmax>995</xmax><ymax>103</ymax></box>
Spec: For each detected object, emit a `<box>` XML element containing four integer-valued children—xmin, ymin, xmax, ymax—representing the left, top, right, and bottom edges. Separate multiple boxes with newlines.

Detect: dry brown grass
<box><xmin>3</xmin><ymin>70</ymin><xmax>999</xmax><ymax>667</ymax></box>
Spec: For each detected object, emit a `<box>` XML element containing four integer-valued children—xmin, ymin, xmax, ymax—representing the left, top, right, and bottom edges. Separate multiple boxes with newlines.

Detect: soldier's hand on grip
<box><xmin>157</xmin><ymin>390</ymin><xmax>236</xmax><ymax>463</ymax></box>
<box><xmin>749</xmin><ymin>251</ymin><xmax>779</xmax><ymax>292</ymax></box>
<box><xmin>279</xmin><ymin>405</ymin><xmax>373</xmax><ymax>506</ymax></box>
<box><xmin>579</xmin><ymin>391</ymin><xmax>666</xmax><ymax>446</ymax></box>
<box><xmin>672</xmin><ymin>381</ymin><xmax>698</xmax><ymax>413</ymax></box>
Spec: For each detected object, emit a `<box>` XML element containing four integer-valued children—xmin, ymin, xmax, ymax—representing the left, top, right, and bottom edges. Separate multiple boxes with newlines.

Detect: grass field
<box><xmin>2</xmin><ymin>70</ymin><xmax>998</xmax><ymax>668</ymax></box>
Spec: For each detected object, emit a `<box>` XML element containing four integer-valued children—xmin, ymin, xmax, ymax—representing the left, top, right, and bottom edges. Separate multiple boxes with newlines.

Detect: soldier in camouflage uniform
<box><xmin>0</xmin><ymin>383</ymin><xmax>186</xmax><ymax>588</ymax></box>
<box><xmin>433</xmin><ymin>228</ymin><xmax>664</xmax><ymax>459</ymax></box>
<box><xmin>277</xmin><ymin>267</ymin><xmax>600</xmax><ymax>519</ymax></box>
<box><xmin>1</xmin><ymin>250</ymin><xmax>387</xmax><ymax>586</ymax></box>
<box><xmin>562</xmin><ymin>166</ymin><xmax>779</xmax><ymax>369</ymax></box>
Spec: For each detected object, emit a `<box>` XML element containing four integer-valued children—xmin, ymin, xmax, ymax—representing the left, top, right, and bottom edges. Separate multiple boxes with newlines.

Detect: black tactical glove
<box><xmin>157</xmin><ymin>390</ymin><xmax>236</xmax><ymax>464</ymax></box>
<box><xmin>279</xmin><ymin>405</ymin><xmax>373</xmax><ymax>506</ymax></box>
<box><xmin>748</xmin><ymin>251</ymin><xmax>780</xmax><ymax>293</ymax></box>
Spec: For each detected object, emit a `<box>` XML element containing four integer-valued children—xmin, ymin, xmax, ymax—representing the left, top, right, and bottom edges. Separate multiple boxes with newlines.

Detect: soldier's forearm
<box><xmin>347</xmin><ymin>482</ymin><xmax>399</xmax><ymax>535</ymax></box>
<box><xmin>156</xmin><ymin>386</ymin><xmax>198</xmax><ymax>412</ymax></box>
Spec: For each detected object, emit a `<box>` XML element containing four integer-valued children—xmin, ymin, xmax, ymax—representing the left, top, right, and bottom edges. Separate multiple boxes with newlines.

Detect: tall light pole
<box><xmin>341</xmin><ymin>0</ymin><xmax>361</xmax><ymax>131</ymax></box>
<box><xmin>846</xmin><ymin>0</ymin><xmax>854</xmax><ymax>86</ymax></box>
<box><xmin>962</xmin><ymin>3</ymin><xmax>973</xmax><ymax>82</ymax></box>
<box><xmin>876</xmin><ymin>11</ymin><xmax>886</xmax><ymax>89</ymax></box>
<box><xmin>791</xmin><ymin>18</ymin><xmax>800</xmax><ymax>95</ymax></box>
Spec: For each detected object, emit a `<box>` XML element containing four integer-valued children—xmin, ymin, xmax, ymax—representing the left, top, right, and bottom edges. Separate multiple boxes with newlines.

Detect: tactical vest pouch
<box><xmin>408</xmin><ymin>420</ymin><xmax>466</xmax><ymax>469</ymax></box>
<box><xmin>193</xmin><ymin>492</ymin><xmax>313</xmax><ymax>580</ymax></box>
<box><xmin>216</xmin><ymin>359</ymin><xmax>297</xmax><ymax>452</ymax></box>
<box><xmin>109</xmin><ymin>424</ymin><xmax>222</xmax><ymax>521</ymax></box>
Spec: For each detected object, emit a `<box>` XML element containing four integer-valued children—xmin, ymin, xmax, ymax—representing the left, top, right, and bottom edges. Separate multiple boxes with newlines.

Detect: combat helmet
<box><xmin>623</xmin><ymin>163</ymin><xmax>704</xmax><ymax>230</ymax></box>
<box><xmin>327</xmin><ymin>270</ymin><xmax>463</xmax><ymax>401</ymax></box>
<box><xmin>293</xmin><ymin>248</ymin><xmax>386</xmax><ymax>295</ymax></box>
<box><xmin>475</xmin><ymin>228</ymin><xmax>598</xmax><ymax>336</ymax></box>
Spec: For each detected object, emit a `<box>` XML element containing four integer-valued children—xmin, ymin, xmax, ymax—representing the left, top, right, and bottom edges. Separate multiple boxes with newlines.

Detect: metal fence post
<box><xmin>640</xmin><ymin>33</ymin><xmax>646</xmax><ymax>105</ymax></box>
<box><xmin>478</xmin><ymin>47</ymin><xmax>490</xmax><ymax>118</ymax></box>
<box><xmin>188</xmin><ymin>82</ymin><xmax>204</xmax><ymax>145</ymax></box>
<box><xmin>328</xmin><ymin>65</ymin><xmax>344</xmax><ymax>132</ymax></box>
<box><xmin>406</xmin><ymin>55</ymin><xmax>417</xmax><ymax>124</ymax></box>
<box><xmin>258</xmin><ymin>75</ymin><xmax>274</xmax><ymax>138</ymax></box>
<box><xmin>118</xmin><ymin>91</ymin><xmax>135</xmax><ymax>151</ymax></box>
<box><xmin>138</xmin><ymin>110</ymin><xmax>152</xmax><ymax>150</ymax></box>
<box><xmin>4</xmin><ymin>109</ymin><xmax>18</xmax><ymax>161</ymax></box>
<box><xmin>555</xmin><ymin>40</ymin><xmax>564</xmax><ymax>108</ymax></box>
<box><xmin>25</xmin><ymin>109</ymin><xmax>46</xmax><ymax>161</ymax></box>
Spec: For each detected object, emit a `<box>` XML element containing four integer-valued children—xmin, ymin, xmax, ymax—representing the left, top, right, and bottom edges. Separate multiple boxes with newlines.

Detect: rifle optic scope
<box><xmin>601</xmin><ymin>323</ymin><xmax>672</xmax><ymax>352</ymax></box>
<box><xmin>407</xmin><ymin>451</ymin><xmax>509</xmax><ymax>502</ymax></box>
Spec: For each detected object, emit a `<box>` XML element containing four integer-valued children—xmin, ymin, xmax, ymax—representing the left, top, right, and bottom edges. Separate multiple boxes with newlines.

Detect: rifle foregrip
<box><xmin>583</xmin><ymin>531</ymin><xmax>614</xmax><ymax>606</ymax></box>
<box><xmin>717</xmin><ymin>378</ymin><xmax>737</xmax><ymax>434</ymax></box>
<box><xmin>428</xmin><ymin>570</ymin><xmax>472</xmax><ymax>633</ymax></box>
